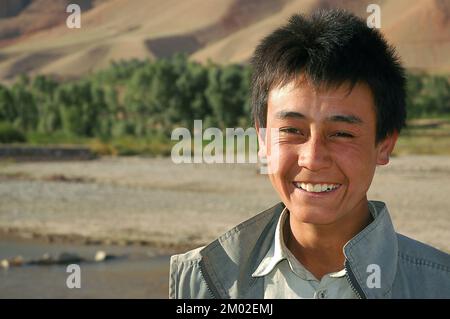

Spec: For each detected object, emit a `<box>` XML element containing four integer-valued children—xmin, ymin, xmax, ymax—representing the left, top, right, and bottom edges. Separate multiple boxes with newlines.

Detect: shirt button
<box><xmin>318</xmin><ymin>290</ymin><xmax>328</xmax><ymax>299</ymax></box>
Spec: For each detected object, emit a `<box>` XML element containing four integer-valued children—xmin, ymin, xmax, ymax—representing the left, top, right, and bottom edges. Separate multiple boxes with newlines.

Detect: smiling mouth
<box><xmin>292</xmin><ymin>182</ymin><xmax>341</xmax><ymax>193</ymax></box>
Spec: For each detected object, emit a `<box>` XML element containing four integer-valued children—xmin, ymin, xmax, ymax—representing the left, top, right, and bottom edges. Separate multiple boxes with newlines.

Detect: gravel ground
<box><xmin>0</xmin><ymin>155</ymin><xmax>449</xmax><ymax>253</ymax></box>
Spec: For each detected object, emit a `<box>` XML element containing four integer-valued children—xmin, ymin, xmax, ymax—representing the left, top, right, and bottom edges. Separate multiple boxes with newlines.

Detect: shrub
<box><xmin>0</xmin><ymin>122</ymin><xmax>26</xmax><ymax>143</ymax></box>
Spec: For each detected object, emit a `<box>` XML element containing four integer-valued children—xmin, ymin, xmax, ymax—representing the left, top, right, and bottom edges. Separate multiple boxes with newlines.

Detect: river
<box><xmin>0</xmin><ymin>239</ymin><xmax>169</xmax><ymax>298</ymax></box>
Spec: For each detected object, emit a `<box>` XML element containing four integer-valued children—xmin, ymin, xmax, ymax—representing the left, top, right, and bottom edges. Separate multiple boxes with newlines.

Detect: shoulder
<box><xmin>169</xmin><ymin>200</ymin><xmax>281</xmax><ymax>267</ymax></box>
<box><xmin>396</xmin><ymin>233</ymin><xmax>450</xmax><ymax>272</ymax></box>
<box><xmin>169</xmin><ymin>202</ymin><xmax>285</xmax><ymax>299</ymax></box>
<box><xmin>393</xmin><ymin>233</ymin><xmax>450</xmax><ymax>297</ymax></box>
<box><xmin>170</xmin><ymin>246</ymin><xmax>204</xmax><ymax>267</ymax></box>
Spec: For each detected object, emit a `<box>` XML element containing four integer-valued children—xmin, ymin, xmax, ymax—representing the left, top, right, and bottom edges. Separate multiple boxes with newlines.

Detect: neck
<box><xmin>285</xmin><ymin>200</ymin><xmax>372</xmax><ymax>280</ymax></box>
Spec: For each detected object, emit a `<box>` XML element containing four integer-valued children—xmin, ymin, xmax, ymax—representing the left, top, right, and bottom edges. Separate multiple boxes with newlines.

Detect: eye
<box><xmin>332</xmin><ymin>131</ymin><xmax>354</xmax><ymax>138</ymax></box>
<box><xmin>279</xmin><ymin>127</ymin><xmax>302</xmax><ymax>135</ymax></box>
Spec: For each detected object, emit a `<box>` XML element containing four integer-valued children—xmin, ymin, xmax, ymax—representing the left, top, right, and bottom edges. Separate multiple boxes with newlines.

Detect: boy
<box><xmin>169</xmin><ymin>9</ymin><xmax>450</xmax><ymax>299</ymax></box>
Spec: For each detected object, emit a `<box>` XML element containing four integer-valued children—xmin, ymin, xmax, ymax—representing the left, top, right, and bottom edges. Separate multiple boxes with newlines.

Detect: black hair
<box><xmin>250</xmin><ymin>9</ymin><xmax>406</xmax><ymax>143</ymax></box>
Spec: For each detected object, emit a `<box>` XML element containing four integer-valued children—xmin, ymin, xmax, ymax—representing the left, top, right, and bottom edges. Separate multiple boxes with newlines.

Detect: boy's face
<box><xmin>258</xmin><ymin>79</ymin><xmax>397</xmax><ymax>225</ymax></box>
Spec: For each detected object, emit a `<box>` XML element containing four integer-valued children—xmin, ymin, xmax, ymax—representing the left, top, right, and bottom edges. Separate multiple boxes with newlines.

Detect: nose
<box><xmin>297</xmin><ymin>133</ymin><xmax>332</xmax><ymax>171</ymax></box>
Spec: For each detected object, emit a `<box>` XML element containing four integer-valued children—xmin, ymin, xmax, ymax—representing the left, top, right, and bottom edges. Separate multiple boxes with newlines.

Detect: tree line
<box><xmin>0</xmin><ymin>53</ymin><xmax>449</xmax><ymax>143</ymax></box>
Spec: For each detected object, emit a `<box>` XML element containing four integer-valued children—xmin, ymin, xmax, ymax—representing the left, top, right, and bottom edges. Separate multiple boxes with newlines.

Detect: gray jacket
<box><xmin>169</xmin><ymin>201</ymin><xmax>450</xmax><ymax>298</ymax></box>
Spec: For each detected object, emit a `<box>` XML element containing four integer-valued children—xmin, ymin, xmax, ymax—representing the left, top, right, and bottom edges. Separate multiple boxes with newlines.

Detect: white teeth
<box><xmin>295</xmin><ymin>182</ymin><xmax>340</xmax><ymax>193</ymax></box>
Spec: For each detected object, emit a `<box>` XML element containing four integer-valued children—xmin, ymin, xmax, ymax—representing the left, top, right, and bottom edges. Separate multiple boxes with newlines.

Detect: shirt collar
<box><xmin>252</xmin><ymin>206</ymin><xmax>347</xmax><ymax>279</ymax></box>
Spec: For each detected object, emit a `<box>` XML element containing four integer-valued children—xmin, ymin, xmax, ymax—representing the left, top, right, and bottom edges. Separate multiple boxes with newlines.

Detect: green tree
<box><xmin>57</xmin><ymin>81</ymin><xmax>103</xmax><ymax>136</ymax></box>
<box><xmin>31</xmin><ymin>75</ymin><xmax>61</xmax><ymax>133</ymax></box>
<box><xmin>205</xmin><ymin>64</ymin><xmax>247</xmax><ymax>128</ymax></box>
<box><xmin>0</xmin><ymin>84</ymin><xmax>16</xmax><ymax>123</ymax></box>
<box><xmin>10</xmin><ymin>78</ymin><xmax>38</xmax><ymax>131</ymax></box>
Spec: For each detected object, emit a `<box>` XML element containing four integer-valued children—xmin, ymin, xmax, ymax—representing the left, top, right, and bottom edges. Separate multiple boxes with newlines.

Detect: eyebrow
<box><xmin>275</xmin><ymin>110</ymin><xmax>363</xmax><ymax>125</ymax></box>
<box><xmin>275</xmin><ymin>111</ymin><xmax>306</xmax><ymax>120</ymax></box>
<box><xmin>327</xmin><ymin>114</ymin><xmax>363</xmax><ymax>125</ymax></box>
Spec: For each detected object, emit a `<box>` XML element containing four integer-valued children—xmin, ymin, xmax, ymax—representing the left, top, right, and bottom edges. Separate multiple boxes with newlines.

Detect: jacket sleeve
<box><xmin>169</xmin><ymin>250</ymin><xmax>212</xmax><ymax>299</ymax></box>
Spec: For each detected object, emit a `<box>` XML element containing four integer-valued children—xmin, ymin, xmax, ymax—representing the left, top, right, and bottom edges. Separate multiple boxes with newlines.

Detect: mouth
<box><xmin>292</xmin><ymin>182</ymin><xmax>341</xmax><ymax>194</ymax></box>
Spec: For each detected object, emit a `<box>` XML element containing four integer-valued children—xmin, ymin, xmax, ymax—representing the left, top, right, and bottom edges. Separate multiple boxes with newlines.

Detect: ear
<box><xmin>376</xmin><ymin>131</ymin><xmax>398</xmax><ymax>165</ymax></box>
<box><xmin>256</xmin><ymin>123</ymin><xmax>267</xmax><ymax>158</ymax></box>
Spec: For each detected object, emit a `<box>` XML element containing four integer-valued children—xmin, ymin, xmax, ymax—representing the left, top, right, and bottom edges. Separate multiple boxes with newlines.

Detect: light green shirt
<box><xmin>252</xmin><ymin>207</ymin><xmax>358</xmax><ymax>299</ymax></box>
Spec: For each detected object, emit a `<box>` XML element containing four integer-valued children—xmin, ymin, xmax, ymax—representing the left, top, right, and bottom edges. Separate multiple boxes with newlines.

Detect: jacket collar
<box><xmin>199</xmin><ymin>201</ymin><xmax>398</xmax><ymax>298</ymax></box>
<box><xmin>251</xmin><ymin>206</ymin><xmax>291</xmax><ymax>278</ymax></box>
<box><xmin>343</xmin><ymin>201</ymin><xmax>398</xmax><ymax>298</ymax></box>
<box><xmin>199</xmin><ymin>203</ymin><xmax>283</xmax><ymax>298</ymax></box>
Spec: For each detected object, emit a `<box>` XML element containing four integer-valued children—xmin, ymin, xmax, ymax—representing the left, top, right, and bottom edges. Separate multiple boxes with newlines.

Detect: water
<box><xmin>0</xmin><ymin>239</ymin><xmax>170</xmax><ymax>298</ymax></box>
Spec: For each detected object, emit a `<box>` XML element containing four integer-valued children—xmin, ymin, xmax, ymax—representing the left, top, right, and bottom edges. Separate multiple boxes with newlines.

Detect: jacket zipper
<box><xmin>199</xmin><ymin>259</ymin><xmax>219</xmax><ymax>299</ymax></box>
<box><xmin>345</xmin><ymin>260</ymin><xmax>367</xmax><ymax>299</ymax></box>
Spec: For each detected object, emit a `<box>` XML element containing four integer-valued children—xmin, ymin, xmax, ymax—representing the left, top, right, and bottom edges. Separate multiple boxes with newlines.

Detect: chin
<box><xmin>288</xmin><ymin>205</ymin><xmax>341</xmax><ymax>225</ymax></box>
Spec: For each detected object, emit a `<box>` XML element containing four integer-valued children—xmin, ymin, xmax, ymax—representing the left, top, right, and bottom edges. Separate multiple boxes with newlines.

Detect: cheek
<box><xmin>270</xmin><ymin>145</ymin><xmax>299</xmax><ymax>177</ymax></box>
<box><xmin>267</xmin><ymin>138</ymin><xmax>298</xmax><ymax>172</ymax></box>
<box><xmin>332</xmin><ymin>144</ymin><xmax>377</xmax><ymax>185</ymax></box>
<box><xmin>267</xmin><ymin>148</ymin><xmax>298</xmax><ymax>201</ymax></box>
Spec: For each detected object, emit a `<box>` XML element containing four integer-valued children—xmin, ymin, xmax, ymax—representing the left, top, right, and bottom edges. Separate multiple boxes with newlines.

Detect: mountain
<box><xmin>0</xmin><ymin>0</ymin><xmax>449</xmax><ymax>82</ymax></box>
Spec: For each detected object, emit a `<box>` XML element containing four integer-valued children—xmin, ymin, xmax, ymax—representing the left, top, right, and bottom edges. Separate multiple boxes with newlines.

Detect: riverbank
<box><xmin>0</xmin><ymin>155</ymin><xmax>449</xmax><ymax>253</ymax></box>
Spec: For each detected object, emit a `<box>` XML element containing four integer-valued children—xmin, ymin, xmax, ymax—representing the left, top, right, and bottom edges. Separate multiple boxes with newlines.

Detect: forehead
<box><xmin>267</xmin><ymin>79</ymin><xmax>376</xmax><ymax>121</ymax></box>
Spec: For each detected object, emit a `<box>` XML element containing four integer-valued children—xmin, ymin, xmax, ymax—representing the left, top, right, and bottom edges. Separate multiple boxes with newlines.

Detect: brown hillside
<box><xmin>0</xmin><ymin>0</ymin><xmax>449</xmax><ymax>82</ymax></box>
